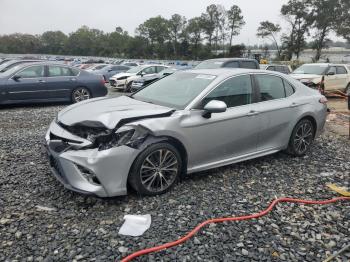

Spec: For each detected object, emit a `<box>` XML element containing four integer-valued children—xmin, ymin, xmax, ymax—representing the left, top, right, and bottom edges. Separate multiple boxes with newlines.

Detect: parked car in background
<box><xmin>109</xmin><ymin>64</ymin><xmax>169</xmax><ymax>92</ymax></box>
<box><xmin>122</xmin><ymin>62</ymin><xmax>139</xmax><ymax>67</ymax></box>
<box><xmin>260</xmin><ymin>64</ymin><xmax>292</xmax><ymax>74</ymax></box>
<box><xmin>90</xmin><ymin>64</ymin><xmax>130</xmax><ymax>82</ymax></box>
<box><xmin>0</xmin><ymin>58</ymin><xmax>12</xmax><ymax>65</ymax></box>
<box><xmin>45</xmin><ymin>68</ymin><xmax>327</xmax><ymax>197</ymax></box>
<box><xmin>0</xmin><ymin>62</ymin><xmax>107</xmax><ymax>105</ymax></box>
<box><xmin>85</xmin><ymin>64</ymin><xmax>109</xmax><ymax>73</ymax></box>
<box><xmin>195</xmin><ymin>58</ymin><xmax>260</xmax><ymax>70</ymax></box>
<box><xmin>0</xmin><ymin>59</ymin><xmax>44</xmax><ymax>73</ymax></box>
<box><xmin>290</xmin><ymin>63</ymin><xmax>350</xmax><ymax>93</ymax></box>
<box><xmin>130</xmin><ymin>67</ymin><xmax>177</xmax><ymax>92</ymax></box>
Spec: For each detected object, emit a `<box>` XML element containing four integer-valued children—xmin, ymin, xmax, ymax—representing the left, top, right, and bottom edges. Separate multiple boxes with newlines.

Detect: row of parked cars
<box><xmin>0</xmin><ymin>57</ymin><xmax>349</xmax><ymax>106</ymax></box>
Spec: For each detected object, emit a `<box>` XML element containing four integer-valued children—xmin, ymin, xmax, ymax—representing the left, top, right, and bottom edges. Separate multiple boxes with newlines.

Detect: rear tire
<box><xmin>128</xmin><ymin>142</ymin><xmax>182</xmax><ymax>196</ymax></box>
<box><xmin>71</xmin><ymin>87</ymin><xmax>91</xmax><ymax>103</ymax></box>
<box><xmin>286</xmin><ymin>119</ymin><xmax>315</xmax><ymax>157</ymax></box>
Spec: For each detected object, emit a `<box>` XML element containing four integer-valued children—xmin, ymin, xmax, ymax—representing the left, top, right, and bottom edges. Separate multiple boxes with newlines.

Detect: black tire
<box><xmin>345</xmin><ymin>83</ymin><xmax>350</xmax><ymax>95</ymax></box>
<box><xmin>128</xmin><ymin>142</ymin><xmax>182</xmax><ymax>196</ymax></box>
<box><xmin>125</xmin><ymin>81</ymin><xmax>133</xmax><ymax>92</ymax></box>
<box><xmin>286</xmin><ymin>118</ymin><xmax>315</xmax><ymax>157</ymax></box>
<box><xmin>71</xmin><ymin>87</ymin><xmax>91</xmax><ymax>103</ymax></box>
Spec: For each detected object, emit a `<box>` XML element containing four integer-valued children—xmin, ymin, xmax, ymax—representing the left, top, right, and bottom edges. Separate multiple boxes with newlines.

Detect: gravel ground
<box><xmin>0</xmin><ymin>103</ymin><xmax>349</xmax><ymax>262</ymax></box>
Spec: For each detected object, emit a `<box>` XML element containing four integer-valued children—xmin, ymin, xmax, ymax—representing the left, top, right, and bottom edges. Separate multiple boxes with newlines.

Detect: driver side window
<box><xmin>16</xmin><ymin>65</ymin><xmax>45</xmax><ymax>78</ymax></box>
<box><xmin>327</xmin><ymin>66</ymin><xmax>336</xmax><ymax>74</ymax></box>
<box><xmin>202</xmin><ymin>75</ymin><xmax>253</xmax><ymax>108</ymax></box>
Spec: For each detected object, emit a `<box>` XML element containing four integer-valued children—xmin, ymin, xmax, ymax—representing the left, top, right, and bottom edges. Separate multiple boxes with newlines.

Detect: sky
<box><xmin>1</xmin><ymin>0</ymin><xmax>293</xmax><ymax>45</ymax></box>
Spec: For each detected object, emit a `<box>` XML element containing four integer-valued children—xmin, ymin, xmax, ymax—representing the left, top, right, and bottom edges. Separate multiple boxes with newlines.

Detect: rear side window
<box><xmin>284</xmin><ymin>80</ymin><xmax>295</xmax><ymax>97</ymax></box>
<box><xmin>70</xmin><ymin>68</ymin><xmax>80</xmax><ymax>76</ymax></box>
<box><xmin>336</xmin><ymin>66</ymin><xmax>347</xmax><ymax>74</ymax></box>
<box><xmin>202</xmin><ymin>75</ymin><xmax>252</xmax><ymax>108</ymax></box>
<box><xmin>255</xmin><ymin>75</ymin><xmax>285</xmax><ymax>101</ymax></box>
<box><xmin>266</xmin><ymin>66</ymin><xmax>275</xmax><ymax>71</ymax></box>
<box><xmin>241</xmin><ymin>61</ymin><xmax>258</xmax><ymax>69</ymax></box>
<box><xmin>224</xmin><ymin>61</ymin><xmax>239</xmax><ymax>68</ymax></box>
<box><xmin>48</xmin><ymin>66</ymin><xmax>74</xmax><ymax>77</ymax></box>
<box><xmin>156</xmin><ymin>66</ymin><xmax>167</xmax><ymax>73</ymax></box>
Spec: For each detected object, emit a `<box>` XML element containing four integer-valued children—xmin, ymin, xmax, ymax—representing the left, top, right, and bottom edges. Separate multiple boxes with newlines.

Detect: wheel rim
<box><xmin>294</xmin><ymin>122</ymin><xmax>313</xmax><ymax>154</ymax></box>
<box><xmin>73</xmin><ymin>88</ymin><xmax>90</xmax><ymax>102</ymax></box>
<box><xmin>140</xmin><ymin>149</ymin><xmax>179</xmax><ymax>192</ymax></box>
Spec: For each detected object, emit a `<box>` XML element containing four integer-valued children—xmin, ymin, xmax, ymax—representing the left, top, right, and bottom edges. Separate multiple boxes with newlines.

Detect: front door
<box><xmin>324</xmin><ymin>66</ymin><xmax>337</xmax><ymax>91</ymax></box>
<box><xmin>183</xmin><ymin>74</ymin><xmax>260</xmax><ymax>169</ymax></box>
<box><xmin>7</xmin><ymin>65</ymin><xmax>47</xmax><ymax>101</ymax></box>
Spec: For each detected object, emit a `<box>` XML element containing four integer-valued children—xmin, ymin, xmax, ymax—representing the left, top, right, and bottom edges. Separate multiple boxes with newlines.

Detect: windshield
<box><xmin>126</xmin><ymin>66</ymin><xmax>144</xmax><ymax>73</ymax></box>
<box><xmin>292</xmin><ymin>64</ymin><xmax>328</xmax><ymax>75</ymax></box>
<box><xmin>195</xmin><ymin>60</ymin><xmax>224</xmax><ymax>69</ymax></box>
<box><xmin>132</xmin><ymin>72</ymin><xmax>216</xmax><ymax>109</ymax></box>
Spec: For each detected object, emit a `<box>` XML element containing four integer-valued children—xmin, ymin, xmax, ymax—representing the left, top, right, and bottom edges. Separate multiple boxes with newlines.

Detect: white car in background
<box><xmin>109</xmin><ymin>64</ymin><xmax>169</xmax><ymax>92</ymax></box>
<box><xmin>290</xmin><ymin>63</ymin><xmax>350</xmax><ymax>93</ymax></box>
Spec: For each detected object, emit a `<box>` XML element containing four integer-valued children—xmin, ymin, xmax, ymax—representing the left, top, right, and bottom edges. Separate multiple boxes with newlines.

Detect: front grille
<box><xmin>109</xmin><ymin>79</ymin><xmax>116</xmax><ymax>86</ymax></box>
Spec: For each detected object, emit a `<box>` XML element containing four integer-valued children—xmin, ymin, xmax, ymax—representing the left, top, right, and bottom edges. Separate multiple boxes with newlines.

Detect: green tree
<box><xmin>335</xmin><ymin>0</ymin><xmax>350</xmax><ymax>42</ymax></box>
<box><xmin>308</xmin><ymin>0</ymin><xmax>342</xmax><ymax>61</ymax></box>
<box><xmin>281</xmin><ymin>0</ymin><xmax>309</xmax><ymax>60</ymax></box>
<box><xmin>168</xmin><ymin>14</ymin><xmax>187</xmax><ymax>57</ymax></box>
<box><xmin>227</xmin><ymin>5</ymin><xmax>245</xmax><ymax>48</ymax></box>
<box><xmin>186</xmin><ymin>17</ymin><xmax>203</xmax><ymax>59</ymax></box>
<box><xmin>201</xmin><ymin>4</ymin><xmax>219</xmax><ymax>49</ymax></box>
<box><xmin>40</xmin><ymin>31</ymin><xmax>67</xmax><ymax>54</ymax></box>
<box><xmin>257</xmin><ymin>21</ymin><xmax>282</xmax><ymax>59</ymax></box>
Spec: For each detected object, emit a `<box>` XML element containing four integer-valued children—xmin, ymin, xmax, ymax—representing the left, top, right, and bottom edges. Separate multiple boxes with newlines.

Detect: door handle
<box><xmin>289</xmin><ymin>102</ymin><xmax>300</xmax><ymax>108</ymax></box>
<box><xmin>38</xmin><ymin>79</ymin><xmax>46</xmax><ymax>83</ymax></box>
<box><xmin>246</xmin><ymin>110</ymin><xmax>260</xmax><ymax>116</ymax></box>
<box><xmin>70</xmin><ymin>78</ymin><xmax>77</xmax><ymax>82</ymax></box>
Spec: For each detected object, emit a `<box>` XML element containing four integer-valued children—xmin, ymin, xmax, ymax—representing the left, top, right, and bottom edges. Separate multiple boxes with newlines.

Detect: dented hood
<box><xmin>57</xmin><ymin>96</ymin><xmax>174</xmax><ymax>129</ymax></box>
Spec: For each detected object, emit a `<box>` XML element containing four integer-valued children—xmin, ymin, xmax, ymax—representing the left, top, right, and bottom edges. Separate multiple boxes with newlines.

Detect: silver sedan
<box><xmin>45</xmin><ymin>69</ymin><xmax>327</xmax><ymax>197</ymax></box>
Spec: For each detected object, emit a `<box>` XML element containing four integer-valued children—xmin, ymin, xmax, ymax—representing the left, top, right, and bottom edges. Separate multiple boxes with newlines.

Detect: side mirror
<box><xmin>108</xmin><ymin>69</ymin><xmax>113</xmax><ymax>72</ymax></box>
<box><xmin>12</xmin><ymin>75</ymin><xmax>21</xmax><ymax>81</ymax></box>
<box><xmin>138</xmin><ymin>72</ymin><xmax>145</xmax><ymax>76</ymax></box>
<box><xmin>327</xmin><ymin>71</ymin><xmax>335</xmax><ymax>76</ymax></box>
<box><xmin>202</xmin><ymin>100</ymin><xmax>227</xmax><ymax>118</ymax></box>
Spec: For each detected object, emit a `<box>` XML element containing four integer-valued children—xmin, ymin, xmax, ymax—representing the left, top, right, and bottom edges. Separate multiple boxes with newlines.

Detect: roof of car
<box><xmin>185</xmin><ymin>68</ymin><xmax>281</xmax><ymax>78</ymax></box>
<box><xmin>201</xmin><ymin>58</ymin><xmax>258</xmax><ymax>62</ymax></box>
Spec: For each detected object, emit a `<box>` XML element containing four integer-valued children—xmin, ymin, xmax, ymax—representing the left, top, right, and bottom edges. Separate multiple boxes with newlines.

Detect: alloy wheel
<box><xmin>140</xmin><ymin>149</ymin><xmax>179</xmax><ymax>193</ymax></box>
<box><xmin>73</xmin><ymin>88</ymin><xmax>90</xmax><ymax>102</ymax></box>
<box><xmin>294</xmin><ymin>122</ymin><xmax>313</xmax><ymax>154</ymax></box>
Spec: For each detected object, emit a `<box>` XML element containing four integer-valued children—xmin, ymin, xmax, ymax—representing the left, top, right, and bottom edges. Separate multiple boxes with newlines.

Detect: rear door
<box><xmin>7</xmin><ymin>65</ymin><xmax>47</xmax><ymax>101</ymax></box>
<box><xmin>253</xmin><ymin>74</ymin><xmax>298</xmax><ymax>151</ymax></box>
<box><xmin>46</xmin><ymin>65</ymin><xmax>77</xmax><ymax>99</ymax></box>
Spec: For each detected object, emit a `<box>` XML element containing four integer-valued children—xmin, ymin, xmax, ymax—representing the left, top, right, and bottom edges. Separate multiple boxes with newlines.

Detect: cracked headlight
<box><xmin>97</xmin><ymin>125</ymin><xmax>149</xmax><ymax>151</ymax></box>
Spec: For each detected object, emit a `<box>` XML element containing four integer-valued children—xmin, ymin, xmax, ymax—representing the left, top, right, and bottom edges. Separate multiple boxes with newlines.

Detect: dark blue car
<box><xmin>0</xmin><ymin>62</ymin><xmax>108</xmax><ymax>105</ymax></box>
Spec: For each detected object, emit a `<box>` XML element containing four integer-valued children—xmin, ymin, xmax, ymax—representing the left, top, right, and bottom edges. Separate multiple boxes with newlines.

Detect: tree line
<box><xmin>0</xmin><ymin>0</ymin><xmax>348</xmax><ymax>61</ymax></box>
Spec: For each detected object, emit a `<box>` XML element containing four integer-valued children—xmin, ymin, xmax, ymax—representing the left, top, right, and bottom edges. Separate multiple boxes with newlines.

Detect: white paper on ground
<box><xmin>118</xmin><ymin>214</ymin><xmax>151</xmax><ymax>237</ymax></box>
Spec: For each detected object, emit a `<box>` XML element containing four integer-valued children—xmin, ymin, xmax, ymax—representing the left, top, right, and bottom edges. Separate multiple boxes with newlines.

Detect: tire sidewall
<box><xmin>128</xmin><ymin>142</ymin><xmax>182</xmax><ymax>196</ymax></box>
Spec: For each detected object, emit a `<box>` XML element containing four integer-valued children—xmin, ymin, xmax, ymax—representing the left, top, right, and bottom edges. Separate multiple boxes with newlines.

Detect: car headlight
<box><xmin>97</xmin><ymin>125</ymin><xmax>149</xmax><ymax>151</ymax></box>
<box><xmin>117</xmin><ymin>76</ymin><xmax>128</xmax><ymax>80</ymax></box>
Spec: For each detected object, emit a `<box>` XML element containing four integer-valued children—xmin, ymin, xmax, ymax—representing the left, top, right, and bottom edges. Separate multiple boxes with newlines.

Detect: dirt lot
<box><xmin>0</xmin><ymin>93</ymin><xmax>349</xmax><ymax>261</ymax></box>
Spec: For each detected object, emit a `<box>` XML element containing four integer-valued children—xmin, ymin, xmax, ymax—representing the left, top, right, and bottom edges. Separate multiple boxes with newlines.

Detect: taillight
<box><xmin>319</xmin><ymin>96</ymin><xmax>328</xmax><ymax>104</ymax></box>
<box><xmin>100</xmin><ymin>76</ymin><xmax>105</xmax><ymax>85</ymax></box>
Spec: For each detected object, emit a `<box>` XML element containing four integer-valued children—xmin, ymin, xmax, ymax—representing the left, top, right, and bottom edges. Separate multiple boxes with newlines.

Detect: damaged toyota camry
<box><xmin>45</xmin><ymin>69</ymin><xmax>327</xmax><ymax>197</ymax></box>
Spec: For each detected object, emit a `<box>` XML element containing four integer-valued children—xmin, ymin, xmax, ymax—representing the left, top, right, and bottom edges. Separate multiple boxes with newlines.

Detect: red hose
<box><xmin>120</xmin><ymin>197</ymin><xmax>350</xmax><ymax>262</ymax></box>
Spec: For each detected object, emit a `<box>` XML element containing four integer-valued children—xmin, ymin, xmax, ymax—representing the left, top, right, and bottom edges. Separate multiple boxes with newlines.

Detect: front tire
<box><xmin>128</xmin><ymin>143</ymin><xmax>182</xmax><ymax>196</ymax></box>
<box><xmin>345</xmin><ymin>83</ymin><xmax>350</xmax><ymax>95</ymax></box>
<box><xmin>71</xmin><ymin>87</ymin><xmax>91</xmax><ymax>103</ymax></box>
<box><xmin>286</xmin><ymin>119</ymin><xmax>315</xmax><ymax>156</ymax></box>
<box><xmin>125</xmin><ymin>81</ymin><xmax>133</xmax><ymax>92</ymax></box>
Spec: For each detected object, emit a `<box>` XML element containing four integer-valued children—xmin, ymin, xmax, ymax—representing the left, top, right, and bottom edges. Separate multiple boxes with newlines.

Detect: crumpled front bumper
<box><xmin>44</xmin><ymin>121</ymin><xmax>141</xmax><ymax>197</ymax></box>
